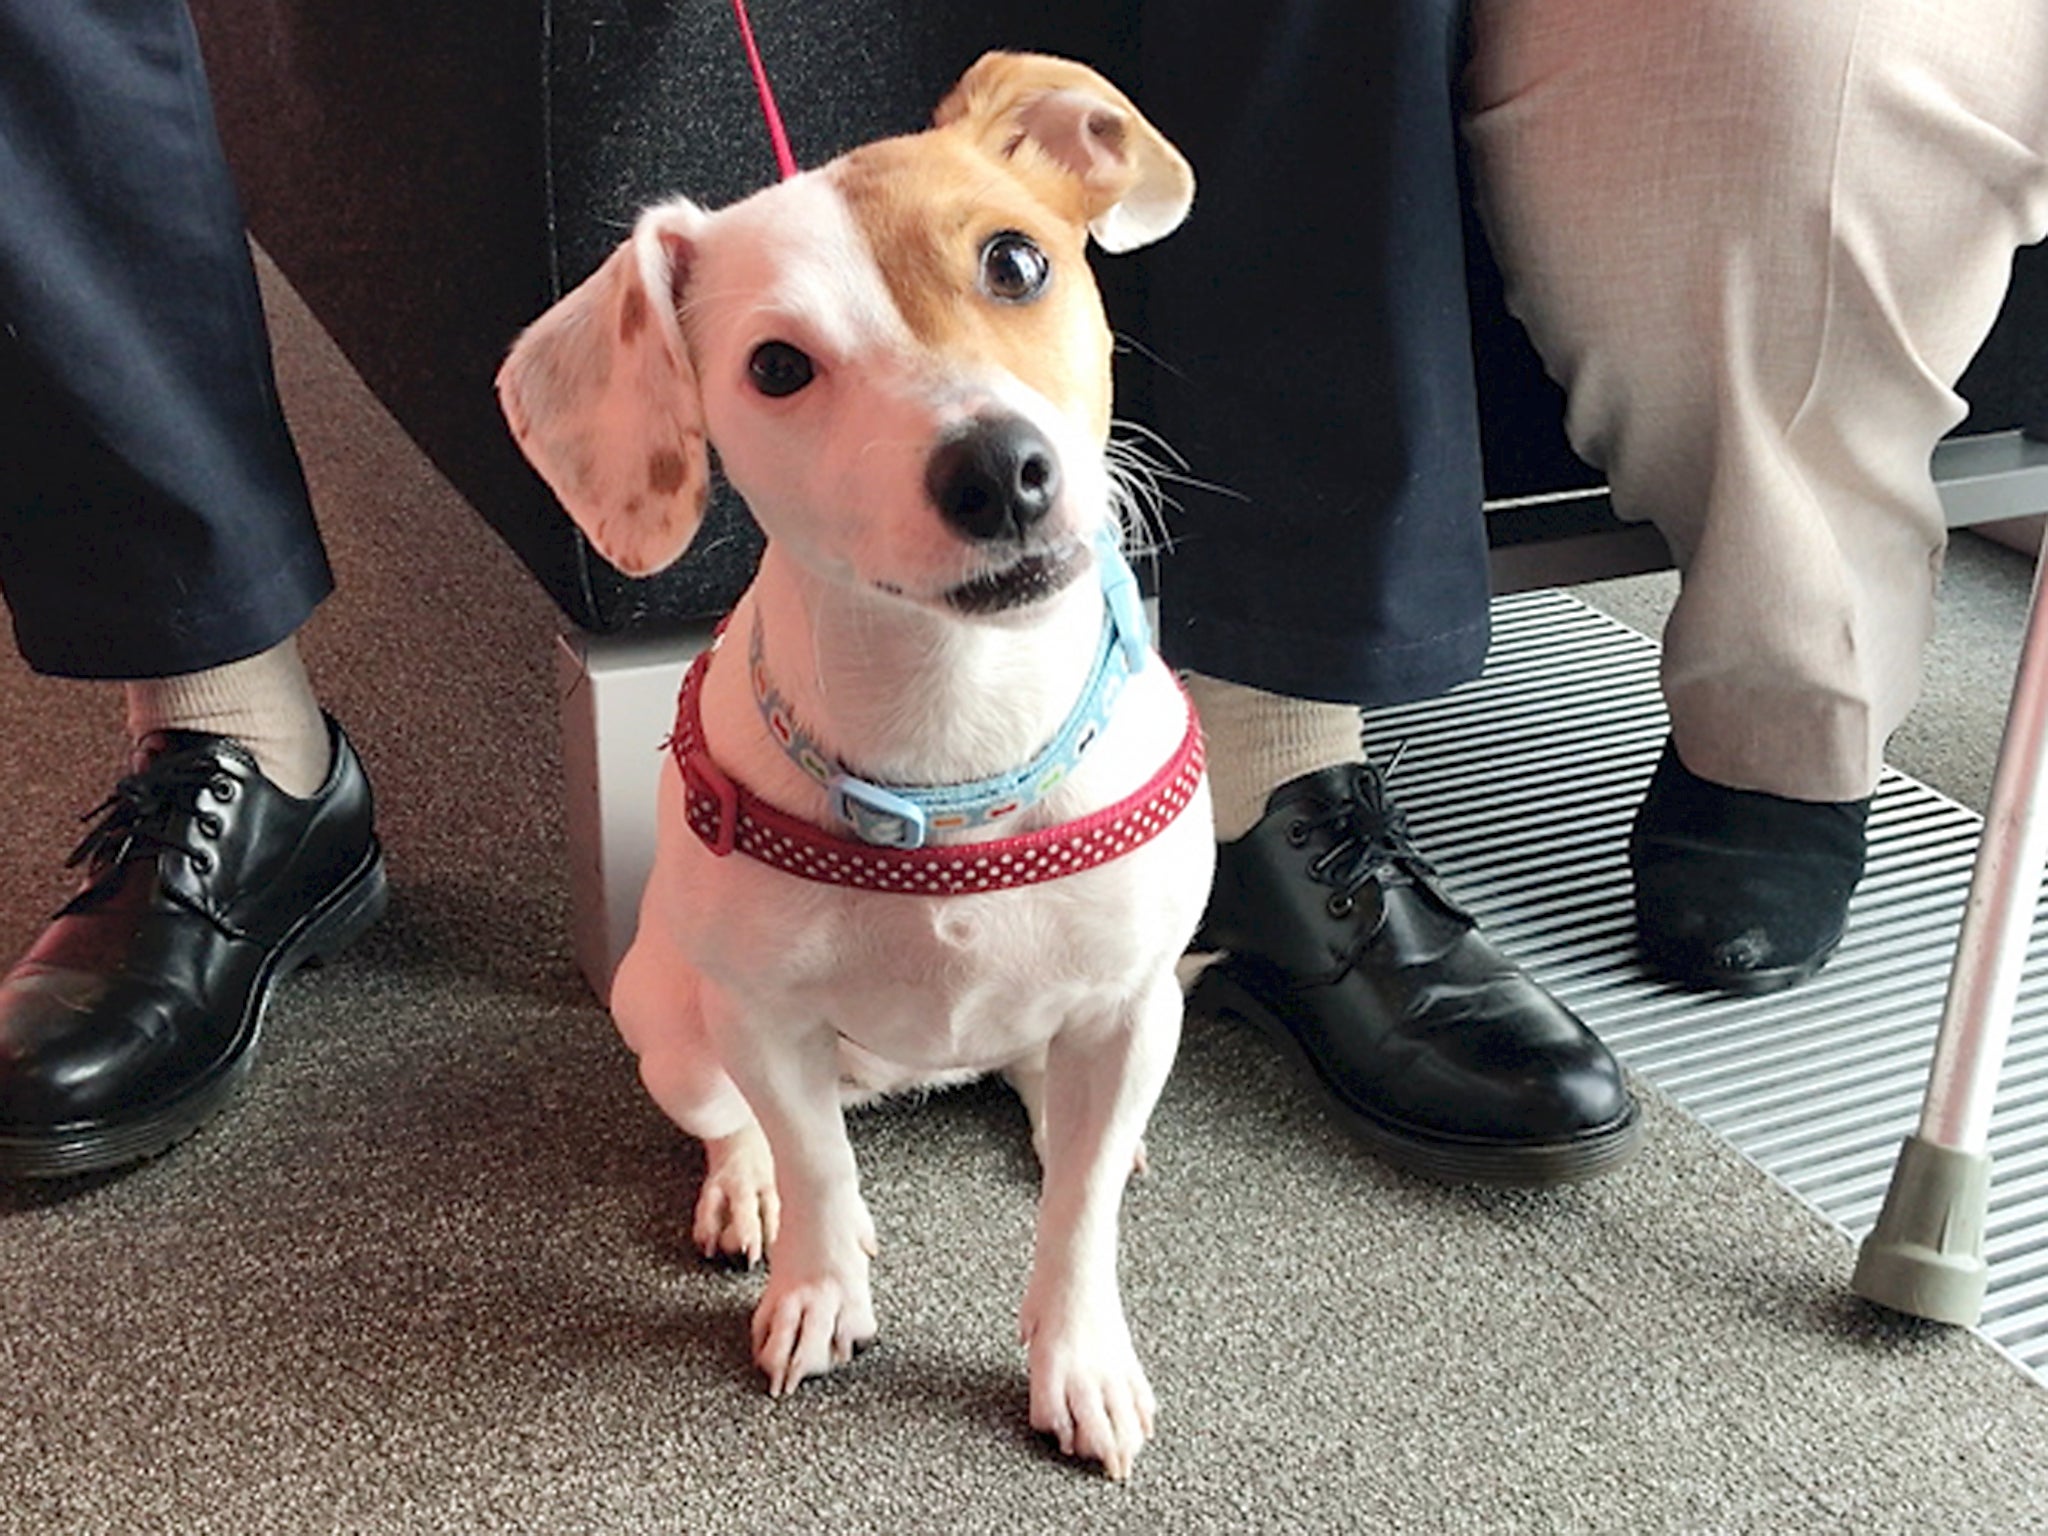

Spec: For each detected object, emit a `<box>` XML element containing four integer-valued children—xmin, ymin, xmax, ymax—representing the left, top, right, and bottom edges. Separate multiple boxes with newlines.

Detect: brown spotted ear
<box><xmin>496</xmin><ymin>199</ymin><xmax>710</xmax><ymax>577</ymax></box>
<box><xmin>934</xmin><ymin>51</ymin><xmax>1194</xmax><ymax>253</ymax></box>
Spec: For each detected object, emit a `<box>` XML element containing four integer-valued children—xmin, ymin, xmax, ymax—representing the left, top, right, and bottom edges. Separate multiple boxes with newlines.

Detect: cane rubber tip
<box><xmin>1851</xmin><ymin>1135</ymin><xmax>1991</xmax><ymax>1326</ymax></box>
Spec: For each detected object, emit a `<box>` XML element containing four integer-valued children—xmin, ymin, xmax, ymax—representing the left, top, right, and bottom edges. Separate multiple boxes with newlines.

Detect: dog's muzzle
<box><xmin>945</xmin><ymin>543</ymin><xmax>1088</xmax><ymax>616</ymax></box>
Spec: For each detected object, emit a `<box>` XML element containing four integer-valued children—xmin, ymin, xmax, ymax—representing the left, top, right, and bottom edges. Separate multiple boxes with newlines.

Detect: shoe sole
<box><xmin>1636</xmin><ymin>927</ymin><xmax>1844</xmax><ymax>998</ymax></box>
<box><xmin>0</xmin><ymin>839</ymin><xmax>390</xmax><ymax>1180</ymax></box>
<box><xmin>1188</xmin><ymin>962</ymin><xmax>1643</xmax><ymax>1187</ymax></box>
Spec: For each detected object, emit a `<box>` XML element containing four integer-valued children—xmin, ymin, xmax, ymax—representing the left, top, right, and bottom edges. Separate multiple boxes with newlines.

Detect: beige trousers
<box><xmin>1465</xmin><ymin>0</ymin><xmax>2048</xmax><ymax>801</ymax></box>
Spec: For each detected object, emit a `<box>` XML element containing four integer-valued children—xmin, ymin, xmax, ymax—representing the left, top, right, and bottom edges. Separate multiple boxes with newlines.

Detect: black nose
<box><xmin>925</xmin><ymin>416</ymin><xmax>1060</xmax><ymax>542</ymax></box>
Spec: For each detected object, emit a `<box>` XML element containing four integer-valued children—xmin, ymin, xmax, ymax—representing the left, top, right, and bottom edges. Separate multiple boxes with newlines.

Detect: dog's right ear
<box><xmin>496</xmin><ymin>199</ymin><xmax>710</xmax><ymax>578</ymax></box>
<box><xmin>935</xmin><ymin>52</ymin><xmax>1194</xmax><ymax>254</ymax></box>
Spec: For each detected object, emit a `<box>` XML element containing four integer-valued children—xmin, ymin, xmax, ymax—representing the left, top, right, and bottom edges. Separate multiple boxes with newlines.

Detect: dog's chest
<box><xmin>671</xmin><ymin>825</ymin><xmax>1190</xmax><ymax>1075</ymax></box>
<box><xmin>789</xmin><ymin>889</ymin><xmax>1139</xmax><ymax>1072</ymax></box>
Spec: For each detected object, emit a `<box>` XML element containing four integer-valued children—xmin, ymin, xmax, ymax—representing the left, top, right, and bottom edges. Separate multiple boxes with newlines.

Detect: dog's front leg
<box><xmin>1006</xmin><ymin>1050</ymin><xmax>1148</xmax><ymax>1178</ymax></box>
<box><xmin>1019</xmin><ymin>972</ymin><xmax>1182</xmax><ymax>1479</ymax></box>
<box><xmin>706</xmin><ymin>998</ymin><xmax>879</xmax><ymax>1396</ymax></box>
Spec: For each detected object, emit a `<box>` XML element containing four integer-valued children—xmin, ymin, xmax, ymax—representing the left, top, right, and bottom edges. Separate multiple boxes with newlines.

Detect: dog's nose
<box><xmin>926</xmin><ymin>417</ymin><xmax>1060</xmax><ymax>543</ymax></box>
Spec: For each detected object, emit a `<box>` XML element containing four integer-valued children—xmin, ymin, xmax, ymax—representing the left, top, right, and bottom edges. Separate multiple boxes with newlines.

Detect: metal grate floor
<box><xmin>1363</xmin><ymin>589</ymin><xmax>2048</xmax><ymax>1384</ymax></box>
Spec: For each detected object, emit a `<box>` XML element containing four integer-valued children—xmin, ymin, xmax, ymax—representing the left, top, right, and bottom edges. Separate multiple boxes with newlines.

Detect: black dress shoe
<box><xmin>1630</xmin><ymin>739</ymin><xmax>1869</xmax><ymax>995</ymax></box>
<box><xmin>1189</xmin><ymin>762</ymin><xmax>1640</xmax><ymax>1185</ymax></box>
<box><xmin>0</xmin><ymin>716</ymin><xmax>385</xmax><ymax>1178</ymax></box>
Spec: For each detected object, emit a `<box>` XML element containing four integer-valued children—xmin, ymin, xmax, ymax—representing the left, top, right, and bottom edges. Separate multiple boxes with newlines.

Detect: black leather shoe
<box><xmin>0</xmin><ymin>716</ymin><xmax>385</xmax><ymax>1178</ymax></box>
<box><xmin>1630</xmin><ymin>739</ymin><xmax>1869</xmax><ymax>995</ymax></box>
<box><xmin>1189</xmin><ymin>762</ymin><xmax>1640</xmax><ymax>1185</ymax></box>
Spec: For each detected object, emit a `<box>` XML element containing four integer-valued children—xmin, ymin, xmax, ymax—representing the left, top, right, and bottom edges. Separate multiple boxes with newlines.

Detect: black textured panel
<box><xmin>188</xmin><ymin>2</ymin><xmax>576</xmax><ymax>620</ymax></box>
<box><xmin>1961</xmin><ymin>242</ymin><xmax>2048</xmax><ymax>441</ymax></box>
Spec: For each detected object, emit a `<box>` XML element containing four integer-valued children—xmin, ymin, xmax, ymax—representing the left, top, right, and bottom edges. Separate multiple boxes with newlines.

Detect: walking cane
<box><xmin>1853</xmin><ymin>546</ymin><xmax>2048</xmax><ymax>1324</ymax></box>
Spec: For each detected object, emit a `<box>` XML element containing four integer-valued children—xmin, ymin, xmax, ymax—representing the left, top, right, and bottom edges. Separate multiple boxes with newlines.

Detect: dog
<box><xmin>496</xmin><ymin>51</ymin><xmax>1209</xmax><ymax>1479</ymax></box>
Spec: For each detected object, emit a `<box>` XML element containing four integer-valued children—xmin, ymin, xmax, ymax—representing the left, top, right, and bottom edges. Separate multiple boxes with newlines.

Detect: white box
<box><xmin>556</xmin><ymin>625</ymin><xmax>710</xmax><ymax>999</ymax></box>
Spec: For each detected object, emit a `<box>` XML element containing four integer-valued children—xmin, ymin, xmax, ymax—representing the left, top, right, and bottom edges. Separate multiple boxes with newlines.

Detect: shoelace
<box><xmin>60</xmin><ymin>748</ymin><xmax>237</xmax><ymax>916</ymax></box>
<box><xmin>1286</xmin><ymin>749</ymin><xmax>1446</xmax><ymax>920</ymax></box>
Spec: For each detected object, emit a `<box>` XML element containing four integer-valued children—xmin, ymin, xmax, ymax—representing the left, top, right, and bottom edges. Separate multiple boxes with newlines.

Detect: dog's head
<box><xmin>497</xmin><ymin>52</ymin><xmax>1191</xmax><ymax>619</ymax></box>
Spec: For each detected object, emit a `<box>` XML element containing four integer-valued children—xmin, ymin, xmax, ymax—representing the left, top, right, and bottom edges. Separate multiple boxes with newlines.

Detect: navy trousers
<box><xmin>0</xmin><ymin>0</ymin><xmax>330</xmax><ymax>680</ymax></box>
<box><xmin>1133</xmin><ymin>0</ymin><xmax>1492</xmax><ymax>709</ymax></box>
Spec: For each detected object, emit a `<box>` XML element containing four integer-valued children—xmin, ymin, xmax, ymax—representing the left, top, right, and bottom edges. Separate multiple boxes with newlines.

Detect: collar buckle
<box><xmin>828</xmin><ymin>776</ymin><xmax>931</xmax><ymax>849</ymax></box>
<box><xmin>682</xmin><ymin>749</ymin><xmax>741</xmax><ymax>857</ymax></box>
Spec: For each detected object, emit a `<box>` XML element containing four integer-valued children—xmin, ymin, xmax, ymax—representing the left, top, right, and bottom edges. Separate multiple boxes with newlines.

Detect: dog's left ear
<box><xmin>496</xmin><ymin>199</ymin><xmax>711</xmax><ymax>578</ymax></box>
<box><xmin>935</xmin><ymin>51</ymin><xmax>1194</xmax><ymax>253</ymax></box>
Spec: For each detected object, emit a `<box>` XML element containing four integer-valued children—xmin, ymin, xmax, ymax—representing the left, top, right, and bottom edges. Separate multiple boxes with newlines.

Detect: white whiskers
<box><xmin>1104</xmin><ymin>419</ymin><xmax>1245</xmax><ymax>573</ymax></box>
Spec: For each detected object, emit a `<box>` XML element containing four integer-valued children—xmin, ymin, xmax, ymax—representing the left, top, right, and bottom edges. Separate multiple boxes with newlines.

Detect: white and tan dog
<box><xmin>497</xmin><ymin>53</ymin><xmax>1209</xmax><ymax>1478</ymax></box>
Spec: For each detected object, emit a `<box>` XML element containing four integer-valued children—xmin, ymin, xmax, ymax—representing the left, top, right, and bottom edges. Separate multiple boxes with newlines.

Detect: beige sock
<box><xmin>125</xmin><ymin>637</ymin><xmax>332</xmax><ymax>798</ymax></box>
<box><xmin>1183</xmin><ymin>672</ymin><xmax>1365</xmax><ymax>841</ymax></box>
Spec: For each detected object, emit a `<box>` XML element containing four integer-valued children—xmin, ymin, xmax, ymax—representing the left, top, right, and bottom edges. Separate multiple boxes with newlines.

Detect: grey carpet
<box><xmin>2</xmin><ymin>258</ymin><xmax>2046</xmax><ymax>1535</ymax></box>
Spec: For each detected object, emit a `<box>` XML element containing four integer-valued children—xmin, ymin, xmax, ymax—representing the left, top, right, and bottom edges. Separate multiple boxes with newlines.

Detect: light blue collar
<box><xmin>750</xmin><ymin>531</ymin><xmax>1150</xmax><ymax>849</ymax></box>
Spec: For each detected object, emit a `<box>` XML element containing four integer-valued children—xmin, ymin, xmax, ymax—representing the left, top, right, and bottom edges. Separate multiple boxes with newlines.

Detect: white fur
<box><xmin>498</xmin><ymin>52</ymin><xmax>1205</xmax><ymax>1481</ymax></box>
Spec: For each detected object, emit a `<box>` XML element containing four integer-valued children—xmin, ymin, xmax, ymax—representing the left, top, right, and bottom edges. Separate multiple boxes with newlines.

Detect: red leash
<box><xmin>729</xmin><ymin>0</ymin><xmax>799</xmax><ymax>180</ymax></box>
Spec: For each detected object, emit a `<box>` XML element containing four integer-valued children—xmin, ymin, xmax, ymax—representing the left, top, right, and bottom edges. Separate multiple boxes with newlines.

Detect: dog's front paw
<box><xmin>694</xmin><ymin>1127</ymin><xmax>779</xmax><ymax>1267</ymax></box>
<box><xmin>751</xmin><ymin>1267</ymin><xmax>877</xmax><ymax>1396</ymax></box>
<box><xmin>1020</xmin><ymin>1296</ymin><xmax>1156</xmax><ymax>1480</ymax></box>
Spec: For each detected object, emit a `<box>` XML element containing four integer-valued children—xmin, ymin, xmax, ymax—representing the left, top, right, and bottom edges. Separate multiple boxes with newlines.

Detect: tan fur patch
<box><xmin>619</xmin><ymin>285</ymin><xmax>649</xmax><ymax>343</ymax></box>
<box><xmin>649</xmin><ymin>447</ymin><xmax>689</xmax><ymax>496</ymax></box>
<box><xmin>831</xmin><ymin>134</ymin><xmax>1114</xmax><ymax>437</ymax></box>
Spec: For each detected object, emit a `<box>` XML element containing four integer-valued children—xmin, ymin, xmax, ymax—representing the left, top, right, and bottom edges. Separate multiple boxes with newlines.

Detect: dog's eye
<box><xmin>979</xmin><ymin>233</ymin><xmax>1050</xmax><ymax>303</ymax></box>
<box><xmin>748</xmin><ymin>341</ymin><xmax>815</xmax><ymax>398</ymax></box>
